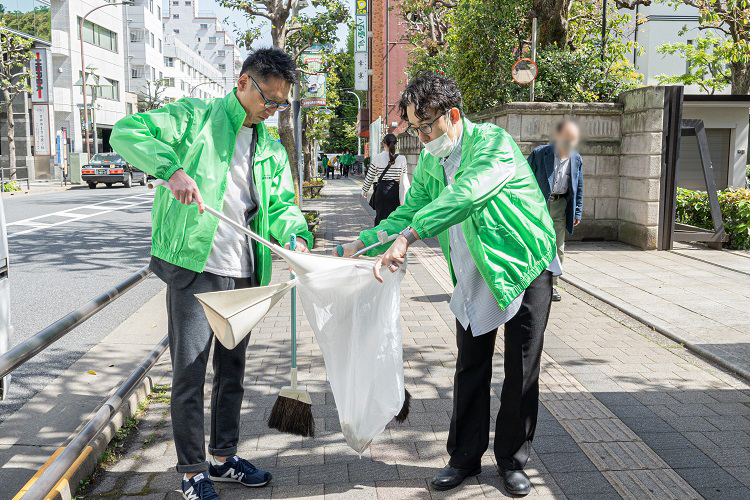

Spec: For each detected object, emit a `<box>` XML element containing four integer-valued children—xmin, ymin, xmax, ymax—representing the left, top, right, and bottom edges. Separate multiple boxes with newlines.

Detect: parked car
<box><xmin>81</xmin><ymin>153</ymin><xmax>147</xmax><ymax>189</ymax></box>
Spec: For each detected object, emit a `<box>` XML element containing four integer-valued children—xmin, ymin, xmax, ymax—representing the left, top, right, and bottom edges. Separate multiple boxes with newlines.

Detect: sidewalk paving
<box><xmin>563</xmin><ymin>241</ymin><xmax>750</xmax><ymax>379</ymax></box>
<box><xmin>82</xmin><ymin>178</ymin><xmax>750</xmax><ymax>499</ymax></box>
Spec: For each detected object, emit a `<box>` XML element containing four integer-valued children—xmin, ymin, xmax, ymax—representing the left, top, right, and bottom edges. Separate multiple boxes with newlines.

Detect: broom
<box><xmin>268</xmin><ymin>234</ymin><xmax>315</xmax><ymax>437</ymax></box>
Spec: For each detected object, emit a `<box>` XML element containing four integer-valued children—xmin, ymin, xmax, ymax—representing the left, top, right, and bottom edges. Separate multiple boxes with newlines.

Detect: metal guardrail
<box><xmin>0</xmin><ymin>166</ymin><xmax>31</xmax><ymax>193</ymax></box>
<box><xmin>0</xmin><ymin>265</ymin><xmax>152</xmax><ymax>380</ymax></box>
<box><xmin>22</xmin><ymin>335</ymin><xmax>169</xmax><ymax>500</ymax></box>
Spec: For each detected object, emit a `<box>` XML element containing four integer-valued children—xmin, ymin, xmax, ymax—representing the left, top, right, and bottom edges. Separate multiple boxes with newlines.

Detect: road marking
<box><xmin>7</xmin><ymin>193</ymin><xmax>153</xmax><ymax>238</ymax></box>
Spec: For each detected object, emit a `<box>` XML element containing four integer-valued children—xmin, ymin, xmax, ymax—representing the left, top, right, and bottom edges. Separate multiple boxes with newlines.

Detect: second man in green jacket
<box><xmin>337</xmin><ymin>73</ymin><xmax>557</xmax><ymax>497</ymax></box>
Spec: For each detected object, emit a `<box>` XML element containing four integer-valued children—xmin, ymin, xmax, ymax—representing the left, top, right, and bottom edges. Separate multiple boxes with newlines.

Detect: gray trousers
<box><xmin>156</xmin><ymin>257</ymin><xmax>256</xmax><ymax>473</ymax></box>
<box><xmin>548</xmin><ymin>196</ymin><xmax>567</xmax><ymax>285</ymax></box>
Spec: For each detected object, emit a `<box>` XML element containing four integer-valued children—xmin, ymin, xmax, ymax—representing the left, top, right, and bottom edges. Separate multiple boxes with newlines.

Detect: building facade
<box><xmin>162</xmin><ymin>34</ymin><xmax>223</xmax><ymax>100</ymax></box>
<box><xmin>1</xmin><ymin>0</ymin><xmax>54</xmax><ymax>181</ymax></box>
<box><xmin>162</xmin><ymin>0</ymin><xmax>242</xmax><ymax>94</ymax></box>
<box><xmin>124</xmin><ymin>0</ymin><xmax>165</xmax><ymax>105</ymax></box>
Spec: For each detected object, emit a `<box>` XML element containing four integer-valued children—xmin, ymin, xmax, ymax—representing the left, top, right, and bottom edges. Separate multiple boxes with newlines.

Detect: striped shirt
<box><xmin>442</xmin><ymin>132</ymin><xmax>524</xmax><ymax>337</ymax></box>
<box><xmin>362</xmin><ymin>151</ymin><xmax>407</xmax><ymax>194</ymax></box>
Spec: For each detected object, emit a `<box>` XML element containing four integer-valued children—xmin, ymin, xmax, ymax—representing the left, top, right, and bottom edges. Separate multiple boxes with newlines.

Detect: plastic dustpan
<box><xmin>195</xmin><ymin>280</ymin><xmax>296</xmax><ymax>349</ymax></box>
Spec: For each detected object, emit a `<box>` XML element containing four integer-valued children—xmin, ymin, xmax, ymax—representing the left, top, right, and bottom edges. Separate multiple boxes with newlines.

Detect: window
<box><xmin>172</xmin><ymin>1</ymin><xmax>178</xmax><ymax>4</ymax></box>
<box><xmin>99</xmin><ymin>78</ymin><xmax>119</xmax><ymax>101</ymax></box>
<box><xmin>173</xmin><ymin>13</ymin><xmax>179</xmax><ymax>18</ymax></box>
<box><xmin>166</xmin><ymin>78</ymin><xmax>175</xmax><ymax>87</ymax></box>
<box><xmin>208</xmin><ymin>36</ymin><xmax>216</xmax><ymax>43</ymax></box>
<box><xmin>180</xmin><ymin>81</ymin><xmax>185</xmax><ymax>91</ymax></box>
<box><xmin>148</xmin><ymin>0</ymin><xmax>153</xmax><ymax>12</ymax></box>
<box><xmin>77</xmin><ymin>17</ymin><xmax>119</xmax><ymax>53</ymax></box>
<box><xmin>217</xmin><ymin>50</ymin><xmax>225</xmax><ymax>57</ymax></box>
<box><xmin>131</xmin><ymin>67</ymin><xmax>141</xmax><ymax>78</ymax></box>
<box><xmin>157</xmin><ymin>6</ymin><xmax>161</xmax><ymax>17</ymax></box>
<box><xmin>129</xmin><ymin>30</ymin><xmax>143</xmax><ymax>42</ymax></box>
<box><xmin>185</xmin><ymin>1</ymin><xmax>192</xmax><ymax>4</ymax></box>
<box><xmin>2</xmin><ymin>0</ymin><xmax>52</xmax><ymax>41</ymax></box>
<box><xmin>158</xmin><ymin>39</ymin><xmax>162</xmax><ymax>53</ymax></box>
<box><xmin>218</xmin><ymin>63</ymin><xmax>226</xmax><ymax>71</ymax></box>
<box><xmin>173</xmin><ymin>29</ymin><xmax>180</xmax><ymax>34</ymax></box>
<box><xmin>159</xmin><ymin>71</ymin><xmax>163</xmax><ymax>79</ymax></box>
<box><xmin>165</xmin><ymin>57</ymin><xmax>174</xmax><ymax>67</ymax></box>
<box><xmin>200</xmin><ymin>23</ymin><xmax>208</xmax><ymax>29</ymax></box>
<box><xmin>152</xmin><ymin>67</ymin><xmax>156</xmax><ymax>80</ymax></box>
<box><xmin>180</xmin><ymin>61</ymin><xmax>185</xmax><ymax>71</ymax></box>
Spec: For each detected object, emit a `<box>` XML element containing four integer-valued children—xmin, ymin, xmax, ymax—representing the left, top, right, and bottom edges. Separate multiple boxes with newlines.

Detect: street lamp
<box><xmin>80</xmin><ymin>0</ymin><xmax>134</xmax><ymax>161</ymax></box>
<box><xmin>190</xmin><ymin>81</ymin><xmax>212</xmax><ymax>97</ymax></box>
<box><xmin>345</xmin><ymin>90</ymin><xmax>362</xmax><ymax>157</ymax></box>
<box><xmin>74</xmin><ymin>71</ymin><xmax>112</xmax><ymax>155</ymax></box>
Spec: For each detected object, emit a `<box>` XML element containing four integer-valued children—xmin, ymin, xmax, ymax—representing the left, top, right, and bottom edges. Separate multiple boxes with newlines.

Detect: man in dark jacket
<box><xmin>527</xmin><ymin>120</ymin><xmax>583</xmax><ymax>301</ymax></box>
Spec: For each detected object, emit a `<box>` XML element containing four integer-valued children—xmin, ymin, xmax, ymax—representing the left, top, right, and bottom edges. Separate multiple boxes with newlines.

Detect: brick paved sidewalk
<box><xmin>84</xmin><ymin>179</ymin><xmax>750</xmax><ymax>499</ymax></box>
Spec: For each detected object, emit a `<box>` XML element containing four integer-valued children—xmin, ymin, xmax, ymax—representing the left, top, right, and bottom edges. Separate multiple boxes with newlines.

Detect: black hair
<box><xmin>399</xmin><ymin>72</ymin><xmax>463</xmax><ymax>122</ymax></box>
<box><xmin>241</xmin><ymin>47</ymin><xmax>298</xmax><ymax>85</ymax></box>
<box><xmin>556</xmin><ymin>119</ymin><xmax>579</xmax><ymax>133</ymax></box>
<box><xmin>383</xmin><ymin>133</ymin><xmax>398</xmax><ymax>164</ymax></box>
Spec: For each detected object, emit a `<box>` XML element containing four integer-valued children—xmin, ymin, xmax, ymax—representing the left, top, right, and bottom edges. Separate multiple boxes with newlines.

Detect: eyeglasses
<box><xmin>249</xmin><ymin>75</ymin><xmax>290</xmax><ymax>112</ymax></box>
<box><xmin>405</xmin><ymin>112</ymin><xmax>448</xmax><ymax>137</ymax></box>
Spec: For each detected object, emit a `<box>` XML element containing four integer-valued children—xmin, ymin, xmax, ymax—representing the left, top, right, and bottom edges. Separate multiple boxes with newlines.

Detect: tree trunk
<box><xmin>730</xmin><ymin>61</ymin><xmax>750</xmax><ymax>95</ymax></box>
<box><xmin>3</xmin><ymin>89</ymin><xmax>17</xmax><ymax>181</ymax></box>
<box><xmin>534</xmin><ymin>0</ymin><xmax>573</xmax><ymax>49</ymax></box>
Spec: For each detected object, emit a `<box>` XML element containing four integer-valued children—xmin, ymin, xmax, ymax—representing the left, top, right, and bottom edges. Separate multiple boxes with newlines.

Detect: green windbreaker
<box><xmin>110</xmin><ymin>90</ymin><xmax>312</xmax><ymax>285</ymax></box>
<box><xmin>359</xmin><ymin>118</ymin><xmax>555</xmax><ymax>308</ymax></box>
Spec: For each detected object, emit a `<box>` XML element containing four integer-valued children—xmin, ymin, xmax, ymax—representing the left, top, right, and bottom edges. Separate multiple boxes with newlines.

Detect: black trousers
<box><xmin>447</xmin><ymin>270</ymin><xmax>552</xmax><ymax>471</ymax></box>
<box><xmin>373</xmin><ymin>180</ymin><xmax>400</xmax><ymax>225</ymax></box>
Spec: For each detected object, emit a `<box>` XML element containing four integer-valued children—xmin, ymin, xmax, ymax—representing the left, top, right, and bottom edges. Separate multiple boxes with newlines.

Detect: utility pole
<box><xmin>291</xmin><ymin>0</ymin><xmax>304</xmax><ymax>210</ymax></box>
<box><xmin>530</xmin><ymin>17</ymin><xmax>537</xmax><ymax>102</ymax></box>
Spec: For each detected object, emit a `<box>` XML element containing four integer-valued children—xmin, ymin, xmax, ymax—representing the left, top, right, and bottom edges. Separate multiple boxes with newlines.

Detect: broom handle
<box><xmin>289</xmin><ymin>234</ymin><xmax>298</xmax><ymax>390</ymax></box>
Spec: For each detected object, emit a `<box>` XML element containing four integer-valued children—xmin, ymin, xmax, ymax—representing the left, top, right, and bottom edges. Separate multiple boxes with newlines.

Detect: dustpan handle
<box><xmin>148</xmin><ymin>178</ymin><xmax>279</xmax><ymax>252</ymax></box>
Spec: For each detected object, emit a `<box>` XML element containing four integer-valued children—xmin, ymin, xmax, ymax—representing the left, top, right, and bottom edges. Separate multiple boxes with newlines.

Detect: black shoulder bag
<box><xmin>369</xmin><ymin>154</ymin><xmax>398</xmax><ymax>209</ymax></box>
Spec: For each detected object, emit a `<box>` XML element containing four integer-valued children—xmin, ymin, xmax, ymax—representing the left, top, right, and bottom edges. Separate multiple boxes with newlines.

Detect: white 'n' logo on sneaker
<box><xmin>221</xmin><ymin>467</ymin><xmax>245</xmax><ymax>481</ymax></box>
<box><xmin>183</xmin><ymin>485</ymin><xmax>200</xmax><ymax>500</ymax></box>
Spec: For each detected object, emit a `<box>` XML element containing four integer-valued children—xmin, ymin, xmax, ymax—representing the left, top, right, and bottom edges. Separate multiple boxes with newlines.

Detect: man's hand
<box><xmin>168</xmin><ymin>169</ymin><xmax>205</xmax><ymax>213</ymax></box>
<box><xmin>284</xmin><ymin>237</ymin><xmax>310</xmax><ymax>253</ymax></box>
<box><xmin>574</xmin><ymin>218</ymin><xmax>581</xmax><ymax>227</ymax></box>
<box><xmin>373</xmin><ymin>235</ymin><xmax>408</xmax><ymax>283</ymax></box>
<box><xmin>333</xmin><ymin>240</ymin><xmax>365</xmax><ymax>258</ymax></box>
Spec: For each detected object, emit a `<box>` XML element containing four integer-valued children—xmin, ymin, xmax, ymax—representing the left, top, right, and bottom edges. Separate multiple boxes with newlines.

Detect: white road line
<box><xmin>7</xmin><ymin>193</ymin><xmax>154</xmax><ymax>238</ymax></box>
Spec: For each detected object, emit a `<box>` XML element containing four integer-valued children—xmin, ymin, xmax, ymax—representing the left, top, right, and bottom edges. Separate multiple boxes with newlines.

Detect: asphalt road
<box><xmin>0</xmin><ymin>185</ymin><xmax>166</xmax><ymax>423</ymax></box>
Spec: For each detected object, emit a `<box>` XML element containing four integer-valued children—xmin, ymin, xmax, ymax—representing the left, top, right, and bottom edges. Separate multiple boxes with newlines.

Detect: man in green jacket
<box><xmin>341</xmin><ymin>149</ymin><xmax>354</xmax><ymax>177</ymax></box>
<box><xmin>111</xmin><ymin>47</ymin><xmax>311</xmax><ymax>500</ymax></box>
<box><xmin>337</xmin><ymin>73</ymin><xmax>557</xmax><ymax>496</ymax></box>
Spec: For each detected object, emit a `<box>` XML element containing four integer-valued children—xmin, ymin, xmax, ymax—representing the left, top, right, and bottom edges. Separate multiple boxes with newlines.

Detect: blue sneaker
<box><xmin>209</xmin><ymin>455</ymin><xmax>272</xmax><ymax>487</ymax></box>
<box><xmin>181</xmin><ymin>472</ymin><xmax>220</xmax><ymax>500</ymax></box>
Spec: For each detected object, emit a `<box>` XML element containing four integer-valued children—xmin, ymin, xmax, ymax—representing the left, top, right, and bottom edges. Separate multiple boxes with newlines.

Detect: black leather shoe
<box><xmin>431</xmin><ymin>465</ymin><xmax>481</xmax><ymax>491</ymax></box>
<box><xmin>551</xmin><ymin>287</ymin><xmax>562</xmax><ymax>302</ymax></box>
<box><xmin>499</xmin><ymin>467</ymin><xmax>531</xmax><ymax>496</ymax></box>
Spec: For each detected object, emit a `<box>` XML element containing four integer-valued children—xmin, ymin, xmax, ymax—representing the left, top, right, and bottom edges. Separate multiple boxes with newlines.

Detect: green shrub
<box><xmin>3</xmin><ymin>181</ymin><xmax>20</xmax><ymax>192</ymax></box>
<box><xmin>676</xmin><ymin>188</ymin><xmax>750</xmax><ymax>250</ymax></box>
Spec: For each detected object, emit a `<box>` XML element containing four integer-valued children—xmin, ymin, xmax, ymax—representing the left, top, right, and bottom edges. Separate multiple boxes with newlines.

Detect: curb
<box><xmin>14</xmin><ymin>377</ymin><xmax>154</xmax><ymax>500</ymax></box>
<box><xmin>2</xmin><ymin>184</ymin><xmax>86</xmax><ymax>199</ymax></box>
<box><xmin>561</xmin><ymin>275</ymin><xmax>750</xmax><ymax>383</ymax></box>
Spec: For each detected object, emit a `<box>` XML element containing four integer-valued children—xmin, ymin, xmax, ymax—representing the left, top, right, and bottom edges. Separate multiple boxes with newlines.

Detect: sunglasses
<box><xmin>249</xmin><ymin>75</ymin><xmax>291</xmax><ymax>112</ymax></box>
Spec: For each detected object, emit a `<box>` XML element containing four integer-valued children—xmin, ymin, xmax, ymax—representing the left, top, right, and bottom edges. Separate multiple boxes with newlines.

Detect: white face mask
<box><xmin>423</xmin><ymin>116</ymin><xmax>457</xmax><ymax>158</ymax></box>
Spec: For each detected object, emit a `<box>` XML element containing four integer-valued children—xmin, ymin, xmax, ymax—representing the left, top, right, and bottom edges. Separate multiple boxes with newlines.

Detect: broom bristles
<box><xmin>268</xmin><ymin>395</ymin><xmax>315</xmax><ymax>437</ymax></box>
<box><xmin>394</xmin><ymin>389</ymin><xmax>411</xmax><ymax>423</ymax></box>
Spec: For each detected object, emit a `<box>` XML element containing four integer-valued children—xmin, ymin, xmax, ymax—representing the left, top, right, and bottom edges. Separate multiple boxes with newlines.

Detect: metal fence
<box><xmin>0</xmin><ymin>265</ymin><xmax>160</xmax><ymax>499</ymax></box>
<box><xmin>0</xmin><ymin>167</ymin><xmax>31</xmax><ymax>193</ymax></box>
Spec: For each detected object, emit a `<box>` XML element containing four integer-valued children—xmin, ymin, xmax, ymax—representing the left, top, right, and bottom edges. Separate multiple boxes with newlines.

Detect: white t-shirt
<box><xmin>204</xmin><ymin>126</ymin><xmax>257</xmax><ymax>277</ymax></box>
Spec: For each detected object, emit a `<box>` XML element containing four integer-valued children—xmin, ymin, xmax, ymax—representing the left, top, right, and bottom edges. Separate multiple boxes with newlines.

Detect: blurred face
<box><xmin>405</xmin><ymin>105</ymin><xmax>461</xmax><ymax>144</ymax></box>
<box><xmin>555</xmin><ymin>122</ymin><xmax>580</xmax><ymax>157</ymax></box>
<box><xmin>235</xmin><ymin>72</ymin><xmax>291</xmax><ymax>126</ymax></box>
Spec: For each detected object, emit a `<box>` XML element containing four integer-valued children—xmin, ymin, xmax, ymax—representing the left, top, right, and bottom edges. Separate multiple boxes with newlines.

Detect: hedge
<box><xmin>675</xmin><ymin>188</ymin><xmax>750</xmax><ymax>250</ymax></box>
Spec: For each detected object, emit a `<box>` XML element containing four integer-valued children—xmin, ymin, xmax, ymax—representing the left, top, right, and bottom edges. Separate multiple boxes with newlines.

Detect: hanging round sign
<box><xmin>511</xmin><ymin>58</ymin><xmax>538</xmax><ymax>85</ymax></box>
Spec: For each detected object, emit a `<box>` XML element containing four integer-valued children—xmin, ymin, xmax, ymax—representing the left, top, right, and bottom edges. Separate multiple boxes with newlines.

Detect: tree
<box><xmin>656</xmin><ymin>33</ymin><xmax>732</xmax><ymax>94</ymax></box>
<box><xmin>320</xmin><ymin>28</ymin><xmax>359</xmax><ymax>155</ymax></box>
<box><xmin>664</xmin><ymin>0</ymin><xmax>750</xmax><ymax>94</ymax></box>
<box><xmin>220</xmin><ymin>0</ymin><xmax>349</xmax><ymax>199</ymax></box>
<box><xmin>137</xmin><ymin>78</ymin><xmax>171</xmax><ymax>112</ymax></box>
<box><xmin>0</xmin><ymin>27</ymin><xmax>33</xmax><ymax>181</ymax></box>
<box><xmin>397</xmin><ymin>0</ymin><xmax>456</xmax><ymax>76</ymax></box>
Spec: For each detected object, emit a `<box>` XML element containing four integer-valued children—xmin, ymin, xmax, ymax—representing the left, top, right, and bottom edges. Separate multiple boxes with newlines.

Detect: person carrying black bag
<box><xmin>362</xmin><ymin>134</ymin><xmax>408</xmax><ymax>224</ymax></box>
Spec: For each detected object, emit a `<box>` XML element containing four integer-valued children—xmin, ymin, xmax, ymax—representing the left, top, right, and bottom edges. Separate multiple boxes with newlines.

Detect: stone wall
<box><xmin>396</xmin><ymin>86</ymin><xmax>669</xmax><ymax>249</ymax></box>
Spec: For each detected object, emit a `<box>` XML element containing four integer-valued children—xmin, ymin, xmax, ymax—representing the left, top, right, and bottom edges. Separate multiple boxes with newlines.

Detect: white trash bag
<box><xmin>296</xmin><ymin>257</ymin><xmax>406</xmax><ymax>454</ymax></box>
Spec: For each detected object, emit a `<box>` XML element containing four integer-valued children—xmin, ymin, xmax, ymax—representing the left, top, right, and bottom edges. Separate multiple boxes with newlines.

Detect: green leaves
<box><xmin>676</xmin><ymin>187</ymin><xmax>750</xmax><ymax>250</ymax></box>
<box><xmin>0</xmin><ymin>26</ymin><xmax>34</xmax><ymax>98</ymax></box>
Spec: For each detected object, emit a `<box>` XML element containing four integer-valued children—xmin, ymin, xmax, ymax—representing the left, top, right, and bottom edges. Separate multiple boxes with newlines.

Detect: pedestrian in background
<box><xmin>361</xmin><ymin>133</ymin><xmax>408</xmax><ymax>224</ymax></box>
<box><xmin>527</xmin><ymin>120</ymin><xmax>583</xmax><ymax>302</ymax></box>
<box><xmin>322</xmin><ymin>155</ymin><xmax>330</xmax><ymax>179</ymax></box>
<box><xmin>331</xmin><ymin>155</ymin><xmax>340</xmax><ymax>178</ymax></box>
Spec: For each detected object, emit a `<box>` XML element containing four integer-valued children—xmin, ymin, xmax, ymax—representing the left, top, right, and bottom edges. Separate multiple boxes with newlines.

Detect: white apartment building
<box><xmin>51</xmin><ymin>0</ymin><xmax>128</xmax><ymax>156</ymax></box>
<box><xmin>162</xmin><ymin>34</ymin><xmax>224</xmax><ymax>100</ymax></box>
<box><xmin>623</xmin><ymin>2</ymin><xmax>728</xmax><ymax>95</ymax></box>
<box><xmin>162</xmin><ymin>0</ymin><xmax>242</xmax><ymax>94</ymax></box>
<box><xmin>124</xmin><ymin>0</ymin><xmax>166</xmax><ymax>101</ymax></box>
